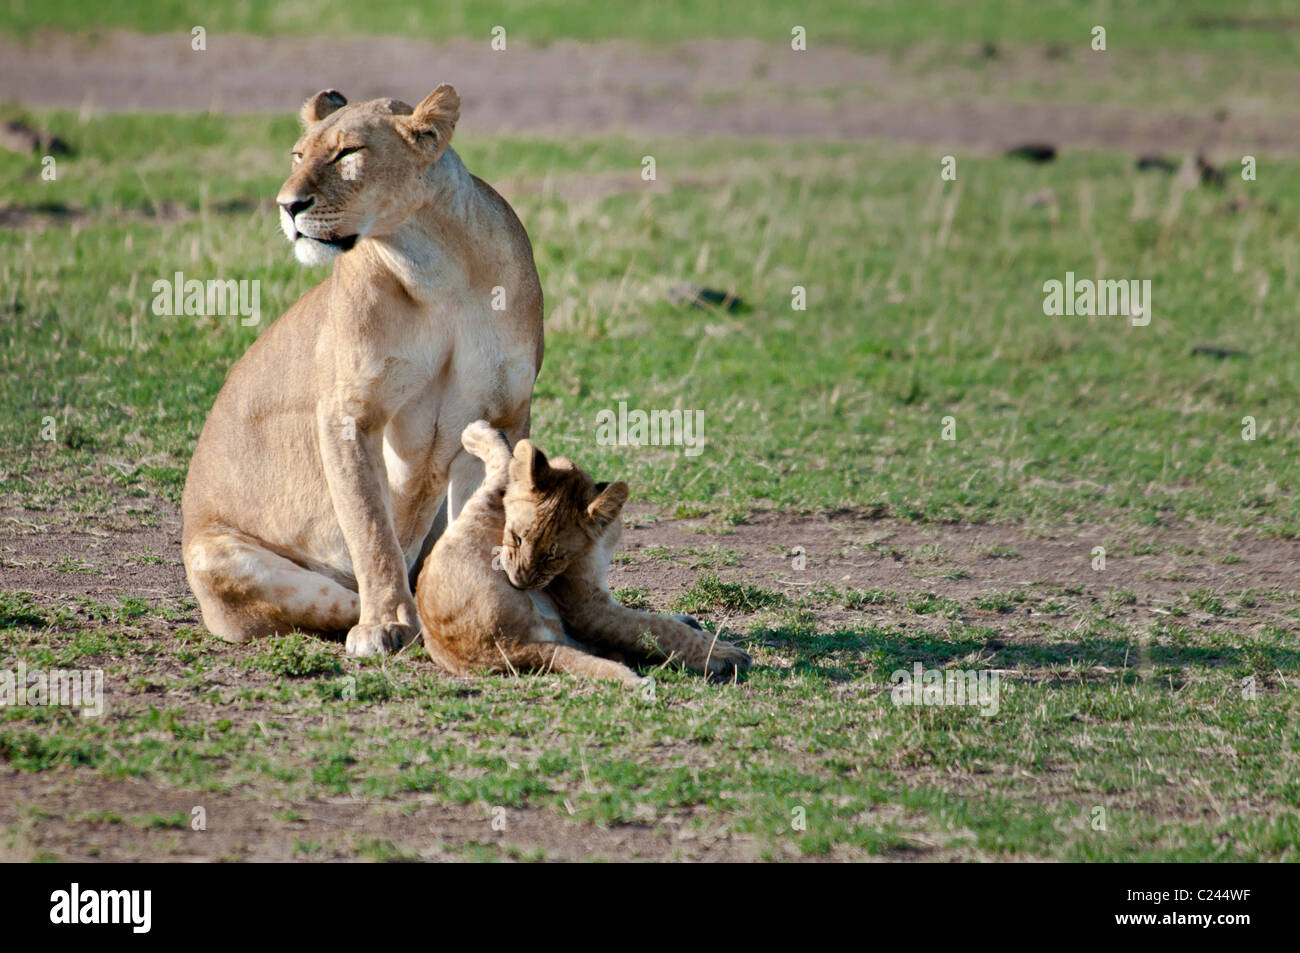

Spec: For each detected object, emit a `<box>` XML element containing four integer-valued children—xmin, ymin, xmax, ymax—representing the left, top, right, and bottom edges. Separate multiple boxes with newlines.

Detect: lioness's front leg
<box><xmin>317</xmin><ymin>398</ymin><xmax>420</xmax><ymax>657</ymax></box>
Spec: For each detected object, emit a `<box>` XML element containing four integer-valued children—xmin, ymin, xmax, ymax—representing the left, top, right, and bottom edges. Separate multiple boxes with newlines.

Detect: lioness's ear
<box><xmin>511</xmin><ymin>439</ymin><xmax>549</xmax><ymax>486</ymax></box>
<box><xmin>399</xmin><ymin>84</ymin><xmax>459</xmax><ymax>160</ymax></box>
<box><xmin>301</xmin><ymin>89</ymin><xmax>347</xmax><ymax>126</ymax></box>
<box><xmin>587</xmin><ymin>481</ymin><xmax>629</xmax><ymax>528</ymax></box>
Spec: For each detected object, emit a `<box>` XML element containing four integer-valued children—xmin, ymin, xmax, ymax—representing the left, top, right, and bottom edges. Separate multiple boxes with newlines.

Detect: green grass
<box><xmin>1</xmin><ymin>110</ymin><xmax>1297</xmax><ymax>533</ymax></box>
<box><xmin>671</xmin><ymin>572</ymin><xmax>789</xmax><ymax>614</ymax></box>
<box><xmin>1</xmin><ymin>587</ymin><xmax>1296</xmax><ymax>860</ymax></box>
<box><xmin>973</xmin><ymin>589</ymin><xmax>1030</xmax><ymax>612</ymax></box>
<box><xmin>133</xmin><ymin>811</ymin><xmax>189</xmax><ymax>830</ymax></box>
<box><xmin>4</xmin><ymin>0</ymin><xmax>1300</xmax><ymax>61</ymax></box>
<box><xmin>251</xmin><ymin>634</ymin><xmax>343</xmax><ymax>678</ymax></box>
<box><xmin>0</xmin><ymin>592</ymin><xmax>45</xmax><ymax>628</ymax></box>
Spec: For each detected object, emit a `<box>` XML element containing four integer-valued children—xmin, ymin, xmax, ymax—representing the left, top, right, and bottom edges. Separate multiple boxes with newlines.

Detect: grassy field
<box><xmin>2</xmin><ymin>590</ymin><xmax>1296</xmax><ymax>861</ymax></box>
<box><xmin>1</xmin><ymin>6</ymin><xmax>1299</xmax><ymax>861</ymax></box>
<box><xmin>4</xmin><ymin>0</ymin><xmax>1300</xmax><ymax>59</ymax></box>
<box><xmin>2</xmin><ymin>110</ymin><xmax>1297</xmax><ymax>531</ymax></box>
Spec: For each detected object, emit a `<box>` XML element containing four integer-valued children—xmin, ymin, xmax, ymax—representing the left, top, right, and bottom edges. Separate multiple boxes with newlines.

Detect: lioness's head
<box><xmin>500</xmin><ymin>440</ymin><xmax>629</xmax><ymax>590</ymax></box>
<box><xmin>276</xmin><ymin>85</ymin><xmax>460</xmax><ymax>266</ymax></box>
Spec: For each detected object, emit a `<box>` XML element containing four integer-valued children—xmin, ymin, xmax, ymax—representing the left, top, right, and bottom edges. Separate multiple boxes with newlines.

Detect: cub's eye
<box><xmin>330</xmin><ymin>146</ymin><xmax>363</xmax><ymax>164</ymax></box>
<box><xmin>291</xmin><ymin>152</ymin><xmax>303</xmax><ymax>165</ymax></box>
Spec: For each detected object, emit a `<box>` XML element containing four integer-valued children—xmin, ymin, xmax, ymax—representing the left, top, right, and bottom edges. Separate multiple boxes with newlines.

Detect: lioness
<box><xmin>182</xmin><ymin>86</ymin><xmax>543</xmax><ymax>657</ymax></box>
<box><xmin>417</xmin><ymin>421</ymin><xmax>753</xmax><ymax>684</ymax></box>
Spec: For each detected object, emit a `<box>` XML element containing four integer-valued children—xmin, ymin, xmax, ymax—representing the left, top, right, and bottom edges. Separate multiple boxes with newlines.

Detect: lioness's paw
<box><xmin>345</xmin><ymin>621</ymin><xmax>417</xmax><ymax>657</ymax></box>
<box><xmin>460</xmin><ymin>420</ymin><xmax>508</xmax><ymax>463</ymax></box>
<box><xmin>704</xmin><ymin>640</ymin><xmax>752</xmax><ymax>678</ymax></box>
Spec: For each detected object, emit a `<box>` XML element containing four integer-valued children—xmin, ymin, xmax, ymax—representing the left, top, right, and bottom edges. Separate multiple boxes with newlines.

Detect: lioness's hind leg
<box><xmin>446</xmin><ymin>446</ymin><xmax>486</xmax><ymax>527</ymax></box>
<box><xmin>185</xmin><ymin>530</ymin><xmax>360</xmax><ymax>642</ymax></box>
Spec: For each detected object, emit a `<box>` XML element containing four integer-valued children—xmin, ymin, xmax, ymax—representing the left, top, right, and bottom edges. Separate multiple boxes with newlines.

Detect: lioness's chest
<box><xmin>382</xmin><ymin>304</ymin><xmax>535</xmax><ymax>487</ymax></box>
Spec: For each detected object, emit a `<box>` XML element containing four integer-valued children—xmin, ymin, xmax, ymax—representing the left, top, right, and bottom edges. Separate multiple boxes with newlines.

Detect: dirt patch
<box><xmin>4</xmin><ymin>31</ymin><xmax>1300</xmax><ymax>154</ymax></box>
<box><xmin>0</xmin><ymin>770</ymin><xmax>774</xmax><ymax>862</ymax></box>
<box><xmin>0</xmin><ymin>495</ymin><xmax>185</xmax><ymax>605</ymax></box>
<box><xmin>612</xmin><ymin>508</ymin><xmax>1300</xmax><ymax>649</ymax></box>
<box><xmin>0</xmin><ymin>199</ymin><xmax>200</xmax><ymax>230</ymax></box>
<box><xmin>5</xmin><ymin>496</ymin><xmax>1296</xmax><ymax>631</ymax></box>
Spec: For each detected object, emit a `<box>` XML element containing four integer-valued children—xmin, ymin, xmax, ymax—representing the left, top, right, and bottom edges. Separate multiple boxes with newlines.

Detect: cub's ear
<box><xmin>398</xmin><ymin>84</ymin><xmax>460</xmax><ymax>160</ymax></box>
<box><xmin>301</xmin><ymin>89</ymin><xmax>347</xmax><ymax>126</ymax></box>
<box><xmin>510</xmin><ymin>439</ymin><xmax>549</xmax><ymax>487</ymax></box>
<box><xmin>587</xmin><ymin>481</ymin><xmax>629</xmax><ymax>528</ymax></box>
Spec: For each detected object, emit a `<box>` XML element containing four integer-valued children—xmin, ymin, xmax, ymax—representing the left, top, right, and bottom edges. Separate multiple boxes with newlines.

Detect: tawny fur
<box><xmin>181</xmin><ymin>86</ymin><xmax>544</xmax><ymax>657</ymax></box>
<box><xmin>416</xmin><ymin>422</ymin><xmax>753</xmax><ymax>685</ymax></box>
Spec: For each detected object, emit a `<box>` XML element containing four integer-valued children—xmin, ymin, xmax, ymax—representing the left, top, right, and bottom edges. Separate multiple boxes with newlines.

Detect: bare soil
<box><xmin>4</xmin><ymin>494</ymin><xmax>1296</xmax><ymax>635</ymax></box>
<box><xmin>3</xmin><ymin>31</ymin><xmax>1300</xmax><ymax>154</ymax></box>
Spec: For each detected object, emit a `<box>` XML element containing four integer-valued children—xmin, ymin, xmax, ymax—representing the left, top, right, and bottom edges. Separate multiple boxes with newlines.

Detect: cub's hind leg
<box><xmin>446</xmin><ymin>417</ymin><xmax>522</xmax><ymax>527</ymax></box>
<box><xmin>452</xmin><ymin>420</ymin><xmax>514</xmax><ymax>514</ymax></box>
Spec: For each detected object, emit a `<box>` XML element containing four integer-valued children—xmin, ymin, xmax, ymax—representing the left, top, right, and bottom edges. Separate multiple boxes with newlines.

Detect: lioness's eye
<box><xmin>510</xmin><ymin>532</ymin><xmax>522</xmax><ymax>547</ymax></box>
<box><xmin>330</xmin><ymin>146</ymin><xmax>363</xmax><ymax>164</ymax></box>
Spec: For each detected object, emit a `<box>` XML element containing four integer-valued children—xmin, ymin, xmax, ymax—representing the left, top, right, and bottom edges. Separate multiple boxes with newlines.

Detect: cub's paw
<box><xmin>345</xmin><ymin>621</ymin><xmax>418</xmax><ymax>657</ymax></box>
<box><xmin>703</xmin><ymin>639</ymin><xmax>752</xmax><ymax>679</ymax></box>
<box><xmin>460</xmin><ymin>419</ymin><xmax>509</xmax><ymax>464</ymax></box>
<box><xmin>672</xmin><ymin>613</ymin><xmax>704</xmax><ymax>631</ymax></box>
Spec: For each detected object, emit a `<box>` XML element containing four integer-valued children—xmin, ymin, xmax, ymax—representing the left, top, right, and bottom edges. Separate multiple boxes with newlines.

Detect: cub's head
<box><xmin>500</xmin><ymin>440</ymin><xmax>629</xmax><ymax>590</ymax></box>
<box><xmin>276</xmin><ymin>85</ymin><xmax>460</xmax><ymax>266</ymax></box>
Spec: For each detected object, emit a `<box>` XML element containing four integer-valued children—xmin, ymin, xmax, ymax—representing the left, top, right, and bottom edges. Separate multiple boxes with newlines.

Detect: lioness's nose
<box><xmin>279</xmin><ymin>197</ymin><xmax>314</xmax><ymax>218</ymax></box>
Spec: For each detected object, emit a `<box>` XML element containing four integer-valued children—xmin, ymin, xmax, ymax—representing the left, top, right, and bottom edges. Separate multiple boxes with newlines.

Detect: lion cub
<box><xmin>416</xmin><ymin>421</ymin><xmax>752</xmax><ymax>685</ymax></box>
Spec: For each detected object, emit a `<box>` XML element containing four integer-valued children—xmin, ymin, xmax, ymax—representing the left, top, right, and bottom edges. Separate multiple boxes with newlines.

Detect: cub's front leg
<box><xmin>316</xmin><ymin>398</ymin><xmax>420</xmax><ymax>657</ymax></box>
<box><xmin>549</xmin><ymin>525</ymin><xmax>752</xmax><ymax>678</ymax></box>
<box><xmin>569</xmin><ymin>596</ymin><xmax>752</xmax><ymax>678</ymax></box>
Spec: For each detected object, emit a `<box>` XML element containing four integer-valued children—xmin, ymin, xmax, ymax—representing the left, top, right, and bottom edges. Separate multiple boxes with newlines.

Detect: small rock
<box><xmin>1196</xmin><ymin>155</ymin><xmax>1225</xmax><ymax>188</ymax></box>
<box><xmin>1190</xmin><ymin>345</ymin><xmax>1248</xmax><ymax>359</ymax></box>
<box><xmin>668</xmin><ymin>283</ymin><xmax>747</xmax><ymax>312</ymax></box>
<box><xmin>0</xmin><ymin>119</ymin><xmax>71</xmax><ymax>156</ymax></box>
<box><xmin>1005</xmin><ymin>144</ymin><xmax>1056</xmax><ymax>163</ymax></box>
<box><xmin>1136</xmin><ymin>155</ymin><xmax>1178</xmax><ymax>173</ymax></box>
